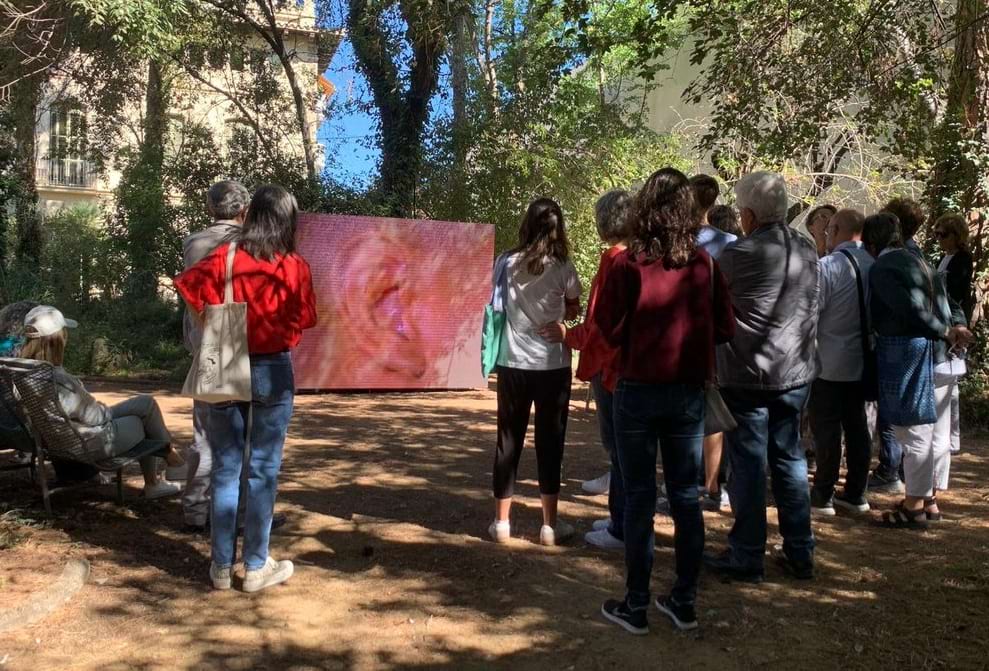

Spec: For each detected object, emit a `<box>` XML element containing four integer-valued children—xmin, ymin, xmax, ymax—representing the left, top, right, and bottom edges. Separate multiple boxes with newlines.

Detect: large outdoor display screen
<box><xmin>292</xmin><ymin>213</ymin><xmax>494</xmax><ymax>390</ymax></box>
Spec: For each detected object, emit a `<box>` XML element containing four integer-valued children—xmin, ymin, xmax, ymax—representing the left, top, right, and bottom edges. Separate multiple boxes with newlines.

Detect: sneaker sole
<box><xmin>243</xmin><ymin>566</ymin><xmax>293</xmax><ymax>593</ymax></box>
<box><xmin>654</xmin><ymin>598</ymin><xmax>698</xmax><ymax>631</ymax></box>
<box><xmin>834</xmin><ymin>501</ymin><xmax>870</xmax><ymax>514</ymax></box>
<box><xmin>584</xmin><ymin>533</ymin><xmax>624</xmax><ymax>551</ymax></box>
<box><xmin>600</xmin><ymin>604</ymin><xmax>649</xmax><ymax>635</ymax></box>
<box><xmin>211</xmin><ymin>578</ymin><xmax>232</xmax><ymax>590</ymax></box>
<box><xmin>811</xmin><ymin>508</ymin><xmax>836</xmax><ymax>517</ymax></box>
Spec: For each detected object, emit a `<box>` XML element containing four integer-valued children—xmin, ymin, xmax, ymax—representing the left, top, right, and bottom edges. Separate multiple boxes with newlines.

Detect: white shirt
<box><xmin>497</xmin><ymin>253</ymin><xmax>581</xmax><ymax>370</ymax></box>
<box><xmin>816</xmin><ymin>241</ymin><xmax>874</xmax><ymax>382</ymax></box>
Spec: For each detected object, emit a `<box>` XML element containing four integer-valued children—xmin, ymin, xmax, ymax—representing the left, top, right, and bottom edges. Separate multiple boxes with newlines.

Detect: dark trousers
<box><xmin>723</xmin><ymin>385</ymin><xmax>815</xmax><ymax>572</ymax></box>
<box><xmin>493</xmin><ymin>365</ymin><xmax>572</xmax><ymax>498</ymax></box>
<box><xmin>590</xmin><ymin>374</ymin><xmax>625</xmax><ymax>539</ymax></box>
<box><xmin>614</xmin><ymin>380</ymin><xmax>705</xmax><ymax>607</ymax></box>
<box><xmin>875</xmin><ymin>411</ymin><xmax>904</xmax><ymax>480</ymax></box>
<box><xmin>809</xmin><ymin>379</ymin><xmax>872</xmax><ymax>500</ymax></box>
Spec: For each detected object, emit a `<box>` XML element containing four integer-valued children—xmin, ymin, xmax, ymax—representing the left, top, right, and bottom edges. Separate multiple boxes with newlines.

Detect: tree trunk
<box><xmin>12</xmin><ymin>76</ymin><xmax>41</xmax><ymax>265</ymax></box>
<box><xmin>349</xmin><ymin>0</ymin><xmax>447</xmax><ymax>216</ymax></box>
<box><xmin>927</xmin><ymin>0</ymin><xmax>989</xmax><ymax>322</ymax></box>
<box><xmin>450</xmin><ymin>9</ymin><xmax>471</xmax><ymax>220</ymax></box>
<box><xmin>125</xmin><ymin>59</ymin><xmax>168</xmax><ymax>301</ymax></box>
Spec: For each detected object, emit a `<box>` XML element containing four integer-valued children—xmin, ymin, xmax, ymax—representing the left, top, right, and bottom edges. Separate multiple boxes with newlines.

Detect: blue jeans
<box><xmin>209</xmin><ymin>352</ymin><xmax>295</xmax><ymax>570</ymax></box>
<box><xmin>614</xmin><ymin>380</ymin><xmax>705</xmax><ymax>607</ymax></box>
<box><xmin>590</xmin><ymin>374</ymin><xmax>624</xmax><ymax>540</ymax></box>
<box><xmin>875</xmin><ymin>412</ymin><xmax>903</xmax><ymax>480</ymax></box>
<box><xmin>723</xmin><ymin>385</ymin><xmax>815</xmax><ymax>571</ymax></box>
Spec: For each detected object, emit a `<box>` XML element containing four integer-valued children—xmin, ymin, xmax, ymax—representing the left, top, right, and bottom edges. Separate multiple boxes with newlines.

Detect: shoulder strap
<box><xmin>224</xmin><ymin>242</ymin><xmax>237</xmax><ymax>305</ymax></box>
<box><xmin>838</xmin><ymin>249</ymin><xmax>870</xmax><ymax>356</ymax></box>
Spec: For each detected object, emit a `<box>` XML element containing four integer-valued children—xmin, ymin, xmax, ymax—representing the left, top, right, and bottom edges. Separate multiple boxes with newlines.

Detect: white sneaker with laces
<box><xmin>488</xmin><ymin>520</ymin><xmax>511</xmax><ymax>543</ymax></box>
<box><xmin>539</xmin><ymin>520</ymin><xmax>574</xmax><ymax>546</ymax></box>
<box><xmin>209</xmin><ymin>562</ymin><xmax>232</xmax><ymax>590</ymax></box>
<box><xmin>592</xmin><ymin>518</ymin><xmax>611</xmax><ymax>531</ymax></box>
<box><xmin>581</xmin><ymin>472</ymin><xmax>610</xmax><ymax>495</ymax></box>
<box><xmin>143</xmin><ymin>480</ymin><xmax>181</xmax><ymax>500</ymax></box>
<box><xmin>585</xmin><ymin>527</ymin><xmax>624</xmax><ymax>550</ymax></box>
<box><xmin>242</xmin><ymin>556</ymin><xmax>294</xmax><ymax>593</ymax></box>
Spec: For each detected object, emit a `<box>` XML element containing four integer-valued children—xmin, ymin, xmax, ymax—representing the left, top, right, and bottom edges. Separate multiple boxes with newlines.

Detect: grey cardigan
<box><xmin>54</xmin><ymin>366</ymin><xmax>115</xmax><ymax>459</ymax></box>
<box><xmin>181</xmin><ymin>220</ymin><xmax>241</xmax><ymax>352</ymax></box>
<box><xmin>716</xmin><ymin>223</ymin><xmax>821</xmax><ymax>390</ymax></box>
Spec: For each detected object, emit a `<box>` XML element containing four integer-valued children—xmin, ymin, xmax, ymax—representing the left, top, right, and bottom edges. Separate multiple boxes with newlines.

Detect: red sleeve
<box><xmin>292</xmin><ymin>257</ymin><xmax>317</xmax><ymax>331</ymax></box>
<box><xmin>173</xmin><ymin>245</ymin><xmax>227</xmax><ymax>313</ymax></box>
<box><xmin>713</xmin><ymin>258</ymin><xmax>735</xmax><ymax>344</ymax></box>
<box><xmin>564</xmin><ymin>248</ymin><xmax>614</xmax><ymax>350</ymax></box>
<box><xmin>594</xmin><ymin>252</ymin><xmax>636</xmax><ymax>348</ymax></box>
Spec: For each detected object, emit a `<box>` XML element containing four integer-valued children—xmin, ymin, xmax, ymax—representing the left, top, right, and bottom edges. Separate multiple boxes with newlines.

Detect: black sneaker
<box><xmin>703</xmin><ymin>551</ymin><xmax>764</xmax><ymax>584</ymax></box>
<box><xmin>654</xmin><ymin>595</ymin><xmax>698</xmax><ymax>631</ymax></box>
<box><xmin>868</xmin><ymin>470</ymin><xmax>905</xmax><ymax>494</ymax></box>
<box><xmin>834</xmin><ymin>493</ymin><xmax>870</xmax><ymax>514</ymax></box>
<box><xmin>601</xmin><ymin>598</ymin><xmax>649</xmax><ymax>635</ymax></box>
<box><xmin>775</xmin><ymin>552</ymin><xmax>814</xmax><ymax>580</ymax></box>
<box><xmin>810</xmin><ymin>489</ymin><xmax>836</xmax><ymax>517</ymax></box>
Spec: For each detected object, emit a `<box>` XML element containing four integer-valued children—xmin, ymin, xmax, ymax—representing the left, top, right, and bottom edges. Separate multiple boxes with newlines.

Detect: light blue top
<box><xmin>817</xmin><ymin>241</ymin><xmax>875</xmax><ymax>382</ymax></box>
<box><xmin>696</xmin><ymin>225</ymin><xmax>738</xmax><ymax>260</ymax></box>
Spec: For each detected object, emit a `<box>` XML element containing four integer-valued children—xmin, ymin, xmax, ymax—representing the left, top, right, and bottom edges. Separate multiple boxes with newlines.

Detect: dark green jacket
<box><xmin>869</xmin><ymin>247</ymin><xmax>965</xmax><ymax>364</ymax></box>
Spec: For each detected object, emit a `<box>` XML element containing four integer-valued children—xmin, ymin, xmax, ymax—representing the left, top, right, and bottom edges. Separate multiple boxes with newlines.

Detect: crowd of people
<box><xmin>487</xmin><ymin>169</ymin><xmax>975</xmax><ymax>635</ymax></box>
<box><xmin>0</xmin><ymin>170</ymin><xmax>977</xmax><ymax>633</ymax></box>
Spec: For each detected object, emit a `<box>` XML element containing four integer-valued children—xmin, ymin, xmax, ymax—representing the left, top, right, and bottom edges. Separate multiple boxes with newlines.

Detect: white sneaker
<box><xmin>585</xmin><ymin>527</ymin><xmax>624</xmax><ymax>550</ymax></box>
<box><xmin>581</xmin><ymin>472</ymin><xmax>610</xmax><ymax>495</ymax></box>
<box><xmin>539</xmin><ymin>520</ymin><xmax>574</xmax><ymax>546</ymax></box>
<box><xmin>242</xmin><ymin>556</ymin><xmax>294</xmax><ymax>593</ymax></box>
<box><xmin>592</xmin><ymin>518</ymin><xmax>611</xmax><ymax>531</ymax></box>
<box><xmin>488</xmin><ymin>520</ymin><xmax>511</xmax><ymax>543</ymax></box>
<box><xmin>209</xmin><ymin>562</ymin><xmax>232</xmax><ymax>590</ymax></box>
<box><xmin>143</xmin><ymin>480</ymin><xmax>181</xmax><ymax>499</ymax></box>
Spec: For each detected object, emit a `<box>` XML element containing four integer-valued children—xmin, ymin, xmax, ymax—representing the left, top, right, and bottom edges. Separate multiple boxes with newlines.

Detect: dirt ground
<box><xmin>1</xmin><ymin>380</ymin><xmax>988</xmax><ymax>671</ymax></box>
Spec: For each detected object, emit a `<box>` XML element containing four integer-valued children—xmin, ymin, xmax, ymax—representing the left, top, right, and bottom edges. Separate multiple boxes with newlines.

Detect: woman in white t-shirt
<box><xmin>489</xmin><ymin>198</ymin><xmax>582</xmax><ymax>546</ymax></box>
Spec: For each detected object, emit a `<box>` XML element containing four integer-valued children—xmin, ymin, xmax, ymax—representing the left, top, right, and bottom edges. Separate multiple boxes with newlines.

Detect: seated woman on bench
<box><xmin>20</xmin><ymin>306</ymin><xmax>183</xmax><ymax>499</ymax></box>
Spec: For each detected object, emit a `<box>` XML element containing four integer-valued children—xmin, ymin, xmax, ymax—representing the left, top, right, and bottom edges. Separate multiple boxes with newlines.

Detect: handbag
<box><xmin>481</xmin><ymin>253</ymin><xmax>510</xmax><ymax>377</ymax></box>
<box><xmin>704</xmin><ymin>254</ymin><xmax>737</xmax><ymax>436</ymax></box>
<box><xmin>838</xmin><ymin>249</ymin><xmax>878</xmax><ymax>402</ymax></box>
<box><xmin>876</xmin><ymin>335</ymin><xmax>936</xmax><ymax>426</ymax></box>
<box><xmin>182</xmin><ymin>243</ymin><xmax>253</xmax><ymax>403</ymax></box>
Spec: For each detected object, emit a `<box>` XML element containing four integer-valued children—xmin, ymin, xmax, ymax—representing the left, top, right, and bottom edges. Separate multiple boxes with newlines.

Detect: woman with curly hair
<box><xmin>594</xmin><ymin>168</ymin><xmax>735</xmax><ymax>634</ymax></box>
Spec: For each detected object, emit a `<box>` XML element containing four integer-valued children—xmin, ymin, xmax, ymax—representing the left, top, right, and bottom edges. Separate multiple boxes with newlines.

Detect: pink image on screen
<box><xmin>293</xmin><ymin>214</ymin><xmax>494</xmax><ymax>390</ymax></box>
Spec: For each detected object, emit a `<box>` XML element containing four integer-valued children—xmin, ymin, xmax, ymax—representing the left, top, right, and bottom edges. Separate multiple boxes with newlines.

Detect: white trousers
<box><xmin>950</xmin><ymin>383</ymin><xmax>961</xmax><ymax>453</ymax></box>
<box><xmin>893</xmin><ymin>376</ymin><xmax>955</xmax><ymax>499</ymax></box>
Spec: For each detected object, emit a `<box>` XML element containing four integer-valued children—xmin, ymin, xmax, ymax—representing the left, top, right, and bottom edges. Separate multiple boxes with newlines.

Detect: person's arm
<box><xmin>559</xmin><ymin>249</ymin><xmax>611</xmax><ymax>349</ymax></box>
<box><xmin>594</xmin><ymin>255</ymin><xmax>634</xmax><ymax>348</ymax></box>
<box><xmin>293</xmin><ymin>258</ymin><xmax>318</xmax><ymax>330</ymax></box>
<box><xmin>712</xmin><ymin>259</ymin><xmax>736</xmax><ymax>345</ymax></box>
<box><xmin>174</xmin><ymin>246</ymin><xmax>225</xmax><ymax>317</ymax></box>
<box><xmin>817</xmin><ymin>256</ymin><xmax>834</xmax><ymax>315</ymax></box>
<box><xmin>56</xmin><ymin>373</ymin><xmax>111</xmax><ymax>428</ymax></box>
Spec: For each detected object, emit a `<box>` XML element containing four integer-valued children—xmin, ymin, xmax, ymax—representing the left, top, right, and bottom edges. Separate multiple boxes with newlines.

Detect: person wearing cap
<box><xmin>179</xmin><ymin>180</ymin><xmax>251</xmax><ymax>533</ymax></box>
<box><xmin>18</xmin><ymin>305</ymin><xmax>183</xmax><ymax>499</ymax></box>
<box><xmin>704</xmin><ymin>171</ymin><xmax>820</xmax><ymax>583</ymax></box>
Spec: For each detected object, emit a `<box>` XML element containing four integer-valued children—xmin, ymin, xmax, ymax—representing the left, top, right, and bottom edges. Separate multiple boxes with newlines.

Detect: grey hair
<box><xmin>594</xmin><ymin>190</ymin><xmax>632</xmax><ymax>243</ymax></box>
<box><xmin>734</xmin><ymin>171</ymin><xmax>789</xmax><ymax>225</ymax></box>
<box><xmin>862</xmin><ymin>212</ymin><xmax>902</xmax><ymax>253</ymax></box>
<box><xmin>207</xmin><ymin>180</ymin><xmax>250</xmax><ymax>220</ymax></box>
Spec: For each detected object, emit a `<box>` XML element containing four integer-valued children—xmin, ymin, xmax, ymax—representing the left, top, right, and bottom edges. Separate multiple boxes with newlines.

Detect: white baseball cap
<box><xmin>24</xmin><ymin>305</ymin><xmax>78</xmax><ymax>338</ymax></box>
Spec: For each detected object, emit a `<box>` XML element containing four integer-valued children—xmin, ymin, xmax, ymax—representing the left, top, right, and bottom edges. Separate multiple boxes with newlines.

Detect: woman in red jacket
<box><xmin>540</xmin><ymin>189</ymin><xmax>629</xmax><ymax>551</ymax></box>
<box><xmin>175</xmin><ymin>184</ymin><xmax>317</xmax><ymax>594</ymax></box>
<box><xmin>595</xmin><ymin>168</ymin><xmax>735</xmax><ymax>635</ymax></box>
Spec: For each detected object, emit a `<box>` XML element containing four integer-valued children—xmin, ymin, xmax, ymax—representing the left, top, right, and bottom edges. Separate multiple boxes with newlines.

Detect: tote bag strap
<box><xmin>838</xmin><ymin>249</ymin><xmax>871</xmax><ymax>357</ymax></box>
<box><xmin>706</xmin><ymin>252</ymin><xmax>717</xmax><ymax>384</ymax></box>
<box><xmin>224</xmin><ymin>242</ymin><xmax>237</xmax><ymax>305</ymax></box>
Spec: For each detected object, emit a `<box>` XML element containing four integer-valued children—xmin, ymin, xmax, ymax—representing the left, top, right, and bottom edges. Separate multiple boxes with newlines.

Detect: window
<box><xmin>48</xmin><ymin>104</ymin><xmax>89</xmax><ymax>187</ymax></box>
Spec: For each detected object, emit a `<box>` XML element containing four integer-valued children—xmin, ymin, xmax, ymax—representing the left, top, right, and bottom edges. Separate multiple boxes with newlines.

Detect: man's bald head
<box><xmin>826</xmin><ymin>208</ymin><xmax>865</xmax><ymax>252</ymax></box>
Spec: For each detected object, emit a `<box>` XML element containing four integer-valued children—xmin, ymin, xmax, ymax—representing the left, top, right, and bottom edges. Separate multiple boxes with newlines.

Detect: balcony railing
<box><xmin>38</xmin><ymin>161</ymin><xmax>99</xmax><ymax>189</ymax></box>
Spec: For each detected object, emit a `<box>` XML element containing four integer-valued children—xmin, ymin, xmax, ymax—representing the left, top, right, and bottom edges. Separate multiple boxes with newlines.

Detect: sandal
<box><xmin>880</xmin><ymin>502</ymin><xmax>929</xmax><ymax>529</ymax></box>
<box><xmin>924</xmin><ymin>497</ymin><xmax>942</xmax><ymax>523</ymax></box>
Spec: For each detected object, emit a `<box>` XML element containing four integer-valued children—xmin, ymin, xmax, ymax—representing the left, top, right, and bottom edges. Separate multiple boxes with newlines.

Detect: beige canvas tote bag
<box><xmin>182</xmin><ymin>242</ymin><xmax>252</xmax><ymax>403</ymax></box>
